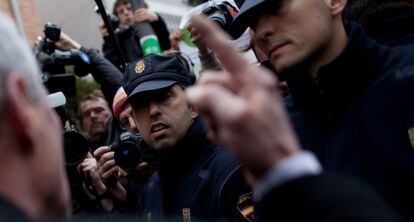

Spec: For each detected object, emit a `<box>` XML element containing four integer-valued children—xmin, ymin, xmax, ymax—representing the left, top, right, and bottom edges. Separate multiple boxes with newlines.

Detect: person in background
<box><xmin>101</xmin><ymin>0</ymin><xmax>171</xmax><ymax>70</ymax></box>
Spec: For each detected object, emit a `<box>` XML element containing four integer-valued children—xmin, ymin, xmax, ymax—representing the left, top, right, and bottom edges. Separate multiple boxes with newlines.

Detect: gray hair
<box><xmin>0</xmin><ymin>13</ymin><xmax>43</xmax><ymax>105</ymax></box>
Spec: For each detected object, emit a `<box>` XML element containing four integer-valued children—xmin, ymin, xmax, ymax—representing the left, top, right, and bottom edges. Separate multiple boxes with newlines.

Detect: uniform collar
<box><xmin>158</xmin><ymin>118</ymin><xmax>213</xmax><ymax>175</ymax></box>
<box><xmin>364</xmin><ymin>9</ymin><xmax>414</xmax><ymax>47</ymax></box>
<box><xmin>286</xmin><ymin>23</ymin><xmax>390</xmax><ymax>110</ymax></box>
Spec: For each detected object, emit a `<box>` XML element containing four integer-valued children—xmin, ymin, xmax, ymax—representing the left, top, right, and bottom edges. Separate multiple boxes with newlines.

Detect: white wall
<box><xmin>35</xmin><ymin>0</ymin><xmax>105</xmax><ymax>50</ymax></box>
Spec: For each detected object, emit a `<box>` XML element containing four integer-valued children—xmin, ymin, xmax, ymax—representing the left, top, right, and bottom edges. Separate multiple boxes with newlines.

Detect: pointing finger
<box><xmin>189</xmin><ymin>15</ymin><xmax>251</xmax><ymax>78</ymax></box>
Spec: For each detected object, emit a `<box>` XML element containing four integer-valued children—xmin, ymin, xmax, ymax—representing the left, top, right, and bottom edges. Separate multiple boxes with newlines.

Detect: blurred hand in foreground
<box><xmin>186</xmin><ymin>15</ymin><xmax>301</xmax><ymax>185</ymax></box>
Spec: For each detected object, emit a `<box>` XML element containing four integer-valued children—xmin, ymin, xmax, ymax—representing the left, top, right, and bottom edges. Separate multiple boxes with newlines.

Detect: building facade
<box><xmin>0</xmin><ymin>0</ymin><xmax>42</xmax><ymax>44</ymax></box>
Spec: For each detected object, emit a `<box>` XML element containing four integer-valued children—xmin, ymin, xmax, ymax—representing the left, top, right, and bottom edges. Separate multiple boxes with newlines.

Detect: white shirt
<box><xmin>254</xmin><ymin>151</ymin><xmax>322</xmax><ymax>201</ymax></box>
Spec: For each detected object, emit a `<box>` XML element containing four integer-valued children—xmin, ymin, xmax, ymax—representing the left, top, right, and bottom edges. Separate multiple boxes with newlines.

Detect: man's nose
<box><xmin>255</xmin><ymin>15</ymin><xmax>274</xmax><ymax>44</ymax></box>
<box><xmin>148</xmin><ymin>101</ymin><xmax>161</xmax><ymax>117</ymax></box>
<box><xmin>90</xmin><ymin>111</ymin><xmax>98</xmax><ymax>119</ymax></box>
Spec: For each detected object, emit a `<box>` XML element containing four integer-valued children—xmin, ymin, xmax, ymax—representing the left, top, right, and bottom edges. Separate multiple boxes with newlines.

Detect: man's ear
<box><xmin>4</xmin><ymin>73</ymin><xmax>35</xmax><ymax>153</ymax></box>
<box><xmin>328</xmin><ymin>0</ymin><xmax>347</xmax><ymax>16</ymax></box>
<box><xmin>189</xmin><ymin>105</ymin><xmax>199</xmax><ymax>119</ymax></box>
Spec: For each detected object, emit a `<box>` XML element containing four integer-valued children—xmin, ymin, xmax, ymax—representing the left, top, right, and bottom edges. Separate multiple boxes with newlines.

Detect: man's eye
<box><xmin>95</xmin><ymin>107</ymin><xmax>104</xmax><ymax>113</ymax></box>
<box><xmin>133</xmin><ymin>100</ymin><xmax>149</xmax><ymax>110</ymax></box>
<box><xmin>165</xmin><ymin>92</ymin><xmax>173</xmax><ymax>99</ymax></box>
<box><xmin>120</xmin><ymin>118</ymin><xmax>129</xmax><ymax>127</ymax></box>
<box><xmin>82</xmin><ymin>111</ymin><xmax>90</xmax><ymax>118</ymax></box>
<box><xmin>154</xmin><ymin>92</ymin><xmax>172</xmax><ymax>102</ymax></box>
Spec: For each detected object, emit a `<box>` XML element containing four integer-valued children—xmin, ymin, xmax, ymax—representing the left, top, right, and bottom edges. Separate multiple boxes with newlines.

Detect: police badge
<box><xmin>135</xmin><ymin>60</ymin><xmax>146</xmax><ymax>74</ymax></box>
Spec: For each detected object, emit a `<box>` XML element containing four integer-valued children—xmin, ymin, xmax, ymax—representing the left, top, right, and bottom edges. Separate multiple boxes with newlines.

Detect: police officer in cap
<box><xmin>122</xmin><ymin>53</ymin><xmax>254</xmax><ymax>221</ymax></box>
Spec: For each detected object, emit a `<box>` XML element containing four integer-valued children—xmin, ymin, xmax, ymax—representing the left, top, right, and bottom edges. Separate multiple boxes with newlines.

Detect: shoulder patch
<box><xmin>237</xmin><ymin>192</ymin><xmax>254</xmax><ymax>221</ymax></box>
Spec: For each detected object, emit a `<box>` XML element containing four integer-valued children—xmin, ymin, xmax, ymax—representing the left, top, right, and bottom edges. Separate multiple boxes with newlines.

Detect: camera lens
<box><xmin>207</xmin><ymin>13</ymin><xmax>227</xmax><ymax>30</ymax></box>
<box><xmin>113</xmin><ymin>140</ymin><xmax>142</xmax><ymax>172</ymax></box>
<box><xmin>44</xmin><ymin>23</ymin><xmax>61</xmax><ymax>42</ymax></box>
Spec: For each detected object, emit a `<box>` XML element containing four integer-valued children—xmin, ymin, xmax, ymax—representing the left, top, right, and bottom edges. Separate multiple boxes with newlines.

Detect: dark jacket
<box><xmin>80</xmin><ymin>49</ymin><xmax>124</xmax><ymax>150</ymax></box>
<box><xmin>82</xmin><ymin>48</ymin><xmax>123</xmax><ymax>107</ymax></box>
<box><xmin>139</xmin><ymin>118</ymin><xmax>253</xmax><ymax>221</ymax></box>
<box><xmin>363</xmin><ymin>9</ymin><xmax>414</xmax><ymax>47</ymax></box>
<box><xmin>256</xmin><ymin>173</ymin><xmax>400</xmax><ymax>222</ymax></box>
<box><xmin>0</xmin><ymin>197</ymin><xmax>28</xmax><ymax>221</ymax></box>
<box><xmin>102</xmin><ymin>15</ymin><xmax>171</xmax><ymax>71</ymax></box>
<box><xmin>284</xmin><ymin>23</ymin><xmax>414</xmax><ymax>221</ymax></box>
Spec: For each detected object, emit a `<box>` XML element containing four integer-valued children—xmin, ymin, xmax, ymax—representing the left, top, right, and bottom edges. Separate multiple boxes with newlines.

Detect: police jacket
<box><xmin>0</xmin><ymin>197</ymin><xmax>28</xmax><ymax>221</ymax></box>
<box><xmin>256</xmin><ymin>173</ymin><xmax>400</xmax><ymax>222</ymax></box>
<box><xmin>363</xmin><ymin>9</ymin><xmax>414</xmax><ymax>47</ymax></box>
<box><xmin>102</xmin><ymin>15</ymin><xmax>171</xmax><ymax>71</ymax></box>
<box><xmin>139</xmin><ymin>118</ymin><xmax>253</xmax><ymax>222</ymax></box>
<box><xmin>284</xmin><ymin>23</ymin><xmax>414</xmax><ymax>221</ymax></box>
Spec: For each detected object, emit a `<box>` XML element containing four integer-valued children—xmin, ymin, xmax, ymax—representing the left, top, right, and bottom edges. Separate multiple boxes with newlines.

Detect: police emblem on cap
<box><xmin>135</xmin><ymin>60</ymin><xmax>145</xmax><ymax>74</ymax></box>
<box><xmin>408</xmin><ymin>127</ymin><xmax>414</xmax><ymax>149</ymax></box>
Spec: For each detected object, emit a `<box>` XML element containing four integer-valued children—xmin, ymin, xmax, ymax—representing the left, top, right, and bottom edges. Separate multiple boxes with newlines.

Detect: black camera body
<box><xmin>34</xmin><ymin>23</ymin><xmax>91</xmax><ymax>97</ymax></box>
<box><xmin>64</xmin><ymin>129</ymin><xmax>91</xmax><ymax>167</ymax></box>
<box><xmin>109</xmin><ymin>132</ymin><xmax>157</xmax><ymax>172</ymax></box>
<box><xmin>202</xmin><ymin>2</ymin><xmax>238</xmax><ymax>32</ymax></box>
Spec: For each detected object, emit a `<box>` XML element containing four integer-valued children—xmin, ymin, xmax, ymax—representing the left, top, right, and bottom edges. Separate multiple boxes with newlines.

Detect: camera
<box><xmin>47</xmin><ymin>92</ymin><xmax>91</xmax><ymax>166</ymax></box>
<box><xmin>202</xmin><ymin>1</ymin><xmax>238</xmax><ymax>32</ymax></box>
<box><xmin>34</xmin><ymin>23</ymin><xmax>91</xmax><ymax>97</ymax></box>
<box><xmin>64</xmin><ymin>129</ymin><xmax>90</xmax><ymax>167</ymax></box>
<box><xmin>109</xmin><ymin>132</ymin><xmax>157</xmax><ymax>172</ymax></box>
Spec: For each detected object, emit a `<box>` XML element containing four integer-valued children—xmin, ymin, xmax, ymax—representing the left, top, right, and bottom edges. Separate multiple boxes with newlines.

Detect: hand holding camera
<box><xmin>55</xmin><ymin>32</ymin><xmax>81</xmax><ymax>51</ymax></box>
<box><xmin>78</xmin><ymin>153</ymin><xmax>107</xmax><ymax>195</ymax></box>
<box><xmin>94</xmin><ymin>146</ymin><xmax>119</xmax><ymax>186</ymax></box>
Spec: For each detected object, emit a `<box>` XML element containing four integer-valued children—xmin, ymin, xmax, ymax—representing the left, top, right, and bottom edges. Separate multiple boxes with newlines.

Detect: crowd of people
<box><xmin>0</xmin><ymin>0</ymin><xmax>413</xmax><ymax>221</ymax></box>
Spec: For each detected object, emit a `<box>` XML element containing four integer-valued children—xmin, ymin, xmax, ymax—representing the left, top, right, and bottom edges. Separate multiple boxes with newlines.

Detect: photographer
<box><xmin>112</xmin><ymin>87</ymin><xmax>137</xmax><ymax>134</ymax></box>
<box><xmin>101</xmin><ymin>0</ymin><xmax>171</xmax><ymax>70</ymax></box>
<box><xmin>56</xmin><ymin>32</ymin><xmax>123</xmax><ymax>107</ymax></box>
<box><xmin>55</xmin><ymin>32</ymin><xmax>140</xmax><ymax>215</ymax></box>
<box><xmin>56</xmin><ymin>31</ymin><xmax>126</xmax><ymax>148</ymax></box>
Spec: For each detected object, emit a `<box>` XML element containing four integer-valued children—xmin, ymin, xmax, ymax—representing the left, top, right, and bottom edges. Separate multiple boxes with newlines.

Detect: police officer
<box><xmin>227</xmin><ymin>0</ymin><xmax>414</xmax><ymax>221</ymax></box>
<box><xmin>121</xmin><ymin>54</ymin><xmax>253</xmax><ymax>221</ymax></box>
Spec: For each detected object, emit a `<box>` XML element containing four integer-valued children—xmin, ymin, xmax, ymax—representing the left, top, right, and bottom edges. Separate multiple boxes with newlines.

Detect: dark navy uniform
<box><xmin>139</xmin><ymin>118</ymin><xmax>253</xmax><ymax>222</ymax></box>
<box><xmin>362</xmin><ymin>8</ymin><xmax>414</xmax><ymax>47</ymax></box>
<box><xmin>120</xmin><ymin>54</ymin><xmax>253</xmax><ymax>221</ymax></box>
<box><xmin>0</xmin><ymin>197</ymin><xmax>28</xmax><ymax>221</ymax></box>
<box><xmin>284</xmin><ymin>23</ymin><xmax>414</xmax><ymax>221</ymax></box>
